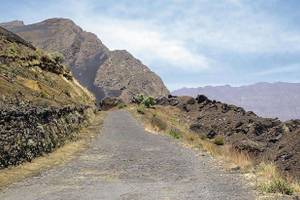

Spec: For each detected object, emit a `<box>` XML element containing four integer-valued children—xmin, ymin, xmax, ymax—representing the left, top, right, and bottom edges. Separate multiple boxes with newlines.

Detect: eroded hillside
<box><xmin>1</xmin><ymin>18</ymin><xmax>170</xmax><ymax>102</ymax></box>
<box><xmin>0</xmin><ymin>27</ymin><xmax>96</xmax><ymax>168</ymax></box>
<box><xmin>155</xmin><ymin>95</ymin><xmax>300</xmax><ymax>179</ymax></box>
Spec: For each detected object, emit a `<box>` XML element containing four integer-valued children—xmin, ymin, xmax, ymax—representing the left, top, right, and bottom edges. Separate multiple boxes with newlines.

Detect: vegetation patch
<box><xmin>213</xmin><ymin>135</ymin><xmax>224</xmax><ymax>145</ymax></box>
<box><xmin>134</xmin><ymin>94</ymin><xmax>155</xmax><ymax>108</ymax></box>
<box><xmin>256</xmin><ymin>162</ymin><xmax>299</xmax><ymax>196</ymax></box>
<box><xmin>118</xmin><ymin>103</ymin><xmax>127</xmax><ymax>109</ymax></box>
<box><xmin>259</xmin><ymin>177</ymin><xmax>294</xmax><ymax>195</ymax></box>
<box><xmin>128</xmin><ymin>105</ymin><xmax>300</xmax><ymax>197</ymax></box>
<box><xmin>150</xmin><ymin>114</ymin><xmax>167</xmax><ymax>131</ymax></box>
<box><xmin>137</xmin><ymin>105</ymin><xmax>145</xmax><ymax>114</ymax></box>
<box><xmin>168</xmin><ymin>128</ymin><xmax>182</xmax><ymax>139</ymax></box>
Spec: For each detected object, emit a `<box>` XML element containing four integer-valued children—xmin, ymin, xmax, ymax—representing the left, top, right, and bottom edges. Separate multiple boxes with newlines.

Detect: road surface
<box><xmin>0</xmin><ymin>110</ymin><xmax>255</xmax><ymax>199</ymax></box>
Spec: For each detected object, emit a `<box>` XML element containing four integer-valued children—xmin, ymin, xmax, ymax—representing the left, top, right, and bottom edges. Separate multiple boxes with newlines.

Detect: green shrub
<box><xmin>118</xmin><ymin>103</ymin><xmax>127</xmax><ymax>109</ymax></box>
<box><xmin>134</xmin><ymin>94</ymin><xmax>155</xmax><ymax>108</ymax></box>
<box><xmin>135</xmin><ymin>94</ymin><xmax>145</xmax><ymax>104</ymax></box>
<box><xmin>151</xmin><ymin>115</ymin><xmax>167</xmax><ymax>130</ymax></box>
<box><xmin>137</xmin><ymin>105</ymin><xmax>145</xmax><ymax>114</ymax></box>
<box><xmin>49</xmin><ymin>52</ymin><xmax>64</xmax><ymax>64</ymax></box>
<box><xmin>259</xmin><ymin>177</ymin><xmax>294</xmax><ymax>195</ymax></box>
<box><xmin>142</xmin><ymin>96</ymin><xmax>155</xmax><ymax>108</ymax></box>
<box><xmin>213</xmin><ymin>135</ymin><xmax>224</xmax><ymax>145</ymax></box>
<box><xmin>169</xmin><ymin>128</ymin><xmax>181</xmax><ymax>139</ymax></box>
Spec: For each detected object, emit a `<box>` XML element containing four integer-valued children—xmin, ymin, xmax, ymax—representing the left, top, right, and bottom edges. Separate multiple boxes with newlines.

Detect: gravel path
<box><xmin>0</xmin><ymin>110</ymin><xmax>255</xmax><ymax>200</ymax></box>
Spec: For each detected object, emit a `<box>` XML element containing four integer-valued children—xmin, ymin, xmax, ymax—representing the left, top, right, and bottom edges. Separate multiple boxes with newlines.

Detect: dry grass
<box><xmin>222</xmin><ymin>145</ymin><xmax>252</xmax><ymax>170</ymax></box>
<box><xmin>150</xmin><ymin>114</ymin><xmax>167</xmax><ymax>131</ymax></box>
<box><xmin>18</xmin><ymin>76</ymin><xmax>41</xmax><ymax>91</ymax></box>
<box><xmin>128</xmin><ymin>105</ymin><xmax>300</xmax><ymax>196</ymax></box>
<box><xmin>213</xmin><ymin>135</ymin><xmax>224</xmax><ymax>145</ymax></box>
<box><xmin>128</xmin><ymin>105</ymin><xmax>252</xmax><ymax>170</ymax></box>
<box><xmin>0</xmin><ymin>112</ymin><xmax>105</xmax><ymax>190</ymax></box>
<box><xmin>291</xmin><ymin>181</ymin><xmax>300</xmax><ymax>195</ymax></box>
<box><xmin>256</xmin><ymin>162</ymin><xmax>299</xmax><ymax>195</ymax></box>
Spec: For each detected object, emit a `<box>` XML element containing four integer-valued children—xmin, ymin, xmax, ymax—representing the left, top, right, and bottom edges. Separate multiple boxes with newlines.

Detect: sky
<box><xmin>1</xmin><ymin>0</ymin><xmax>300</xmax><ymax>90</ymax></box>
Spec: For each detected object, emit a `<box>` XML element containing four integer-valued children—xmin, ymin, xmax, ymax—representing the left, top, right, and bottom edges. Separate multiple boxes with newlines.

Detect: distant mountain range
<box><xmin>172</xmin><ymin>82</ymin><xmax>300</xmax><ymax>121</ymax></box>
<box><xmin>1</xmin><ymin>18</ymin><xmax>169</xmax><ymax>102</ymax></box>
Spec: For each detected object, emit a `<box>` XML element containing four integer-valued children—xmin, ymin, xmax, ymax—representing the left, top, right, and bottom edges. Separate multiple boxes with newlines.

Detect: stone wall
<box><xmin>0</xmin><ymin>103</ymin><xmax>95</xmax><ymax>168</ymax></box>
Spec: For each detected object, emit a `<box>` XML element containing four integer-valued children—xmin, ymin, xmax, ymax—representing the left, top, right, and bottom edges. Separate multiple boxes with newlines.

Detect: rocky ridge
<box><xmin>1</xmin><ymin>18</ymin><xmax>170</xmax><ymax>102</ymax></box>
<box><xmin>172</xmin><ymin>82</ymin><xmax>300</xmax><ymax>120</ymax></box>
<box><xmin>155</xmin><ymin>95</ymin><xmax>300</xmax><ymax>179</ymax></box>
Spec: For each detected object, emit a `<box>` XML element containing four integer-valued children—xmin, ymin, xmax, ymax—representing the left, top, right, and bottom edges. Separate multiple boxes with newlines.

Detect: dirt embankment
<box><xmin>155</xmin><ymin>95</ymin><xmax>300</xmax><ymax>179</ymax></box>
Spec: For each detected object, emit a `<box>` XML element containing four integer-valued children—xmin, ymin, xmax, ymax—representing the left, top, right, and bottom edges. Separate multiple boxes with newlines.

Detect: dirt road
<box><xmin>0</xmin><ymin>110</ymin><xmax>255</xmax><ymax>199</ymax></box>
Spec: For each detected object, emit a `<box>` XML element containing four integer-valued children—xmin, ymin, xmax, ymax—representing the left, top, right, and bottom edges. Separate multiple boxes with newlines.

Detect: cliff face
<box><xmin>94</xmin><ymin>50</ymin><xmax>170</xmax><ymax>102</ymax></box>
<box><xmin>0</xmin><ymin>26</ymin><xmax>96</xmax><ymax>167</ymax></box>
<box><xmin>1</xmin><ymin>18</ymin><xmax>109</xmax><ymax>100</ymax></box>
<box><xmin>1</xmin><ymin>18</ymin><xmax>170</xmax><ymax>102</ymax></box>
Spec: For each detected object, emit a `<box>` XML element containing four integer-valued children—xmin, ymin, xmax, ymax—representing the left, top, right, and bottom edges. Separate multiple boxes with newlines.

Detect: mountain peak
<box><xmin>0</xmin><ymin>20</ymin><xmax>24</xmax><ymax>29</ymax></box>
<box><xmin>39</xmin><ymin>18</ymin><xmax>77</xmax><ymax>26</ymax></box>
<box><xmin>4</xmin><ymin>18</ymin><xmax>170</xmax><ymax>102</ymax></box>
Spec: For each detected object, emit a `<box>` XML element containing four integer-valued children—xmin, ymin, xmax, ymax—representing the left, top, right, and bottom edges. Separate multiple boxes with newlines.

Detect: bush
<box><xmin>151</xmin><ymin>115</ymin><xmax>167</xmax><ymax>131</ymax></box>
<box><xmin>259</xmin><ymin>178</ymin><xmax>294</xmax><ymax>195</ymax></box>
<box><xmin>118</xmin><ymin>103</ymin><xmax>127</xmax><ymax>109</ymax></box>
<box><xmin>169</xmin><ymin>128</ymin><xmax>181</xmax><ymax>139</ymax></box>
<box><xmin>49</xmin><ymin>52</ymin><xmax>64</xmax><ymax>64</ymax></box>
<box><xmin>142</xmin><ymin>96</ymin><xmax>155</xmax><ymax>108</ymax></box>
<box><xmin>213</xmin><ymin>135</ymin><xmax>224</xmax><ymax>145</ymax></box>
<box><xmin>257</xmin><ymin>163</ymin><xmax>295</xmax><ymax>195</ymax></box>
<box><xmin>135</xmin><ymin>94</ymin><xmax>145</xmax><ymax>104</ymax></box>
<box><xmin>134</xmin><ymin>94</ymin><xmax>155</xmax><ymax>108</ymax></box>
<box><xmin>41</xmin><ymin>52</ymin><xmax>64</xmax><ymax>64</ymax></box>
<box><xmin>137</xmin><ymin>105</ymin><xmax>145</xmax><ymax>114</ymax></box>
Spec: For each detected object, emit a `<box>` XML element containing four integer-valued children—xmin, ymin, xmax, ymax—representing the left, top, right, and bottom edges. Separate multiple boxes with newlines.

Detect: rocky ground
<box><xmin>155</xmin><ymin>95</ymin><xmax>300</xmax><ymax>179</ymax></box>
<box><xmin>0</xmin><ymin>110</ymin><xmax>255</xmax><ymax>200</ymax></box>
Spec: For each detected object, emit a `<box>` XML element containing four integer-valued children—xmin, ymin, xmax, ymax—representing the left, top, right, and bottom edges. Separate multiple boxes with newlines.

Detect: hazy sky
<box><xmin>1</xmin><ymin>0</ymin><xmax>300</xmax><ymax>90</ymax></box>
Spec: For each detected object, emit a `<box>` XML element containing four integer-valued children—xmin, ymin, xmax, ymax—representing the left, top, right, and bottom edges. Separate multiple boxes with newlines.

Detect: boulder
<box><xmin>99</xmin><ymin>97</ymin><xmax>123</xmax><ymax>110</ymax></box>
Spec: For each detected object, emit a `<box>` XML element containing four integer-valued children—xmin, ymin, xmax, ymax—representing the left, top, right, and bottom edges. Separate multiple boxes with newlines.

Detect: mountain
<box><xmin>172</xmin><ymin>82</ymin><xmax>300</xmax><ymax>121</ymax></box>
<box><xmin>0</xmin><ymin>26</ymin><xmax>96</xmax><ymax>167</ymax></box>
<box><xmin>94</xmin><ymin>50</ymin><xmax>170</xmax><ymax>102</ymax></box>
<box><xmin>1</xmin><ymin>18</ymin><xmax>170</xmax><ymax>102</ymax></box>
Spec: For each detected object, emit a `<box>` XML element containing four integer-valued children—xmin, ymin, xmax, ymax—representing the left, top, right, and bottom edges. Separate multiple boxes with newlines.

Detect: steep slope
<box><xmin>1</xmin><ymin>18</ymin><xmax>109</xmax><ymax>100</ymax></box>
<box><xmin>0</xmin><ymin>27</ymin><xmax>96</xmax><ymax>168</ymax></box>
<box><xmin>172</xmin><ymin>82</ymin><xmax>300</xmax><ymax>120</ymax></box>
<box><xmin>94</xmin><ymin>50</ymin><xmax>170</xmax><ymax>102</ymax></box>
<box><xmin>1</xmin><ymin>18</ymin><xmax>170</xmax><ymax>102</ymax></box>
<box><xmin>155</xmin><ymin>95</ymin><xmax>300</xmax><ymax>179</ymax></box>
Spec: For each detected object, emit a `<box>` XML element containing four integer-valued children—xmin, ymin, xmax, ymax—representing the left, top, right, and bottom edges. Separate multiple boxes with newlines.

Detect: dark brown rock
<box><xmin>99</xmin><ymin>97</ymin><xmax>123</xmax><ymax>111</ymax></box>
<box><xmin>159</xmin><ymin>94</ymin><xmax>300</xmax><ymax>178</ymax></box>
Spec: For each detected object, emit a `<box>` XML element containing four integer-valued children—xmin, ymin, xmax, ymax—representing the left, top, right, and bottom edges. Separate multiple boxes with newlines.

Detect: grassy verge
<box><xmin>256</xmin><ymin>162</ymin><xmax>300</xmax><ymax>196</ymax></box>
<box><xmin>128</xmin><ymin>104</ymin><xmax>252</xmax><ymax>170</ymax></box>
<box><xmin>127</xmin><ymin>104</ymin><xmax>300</xmax><ymax>197</ymax></box>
